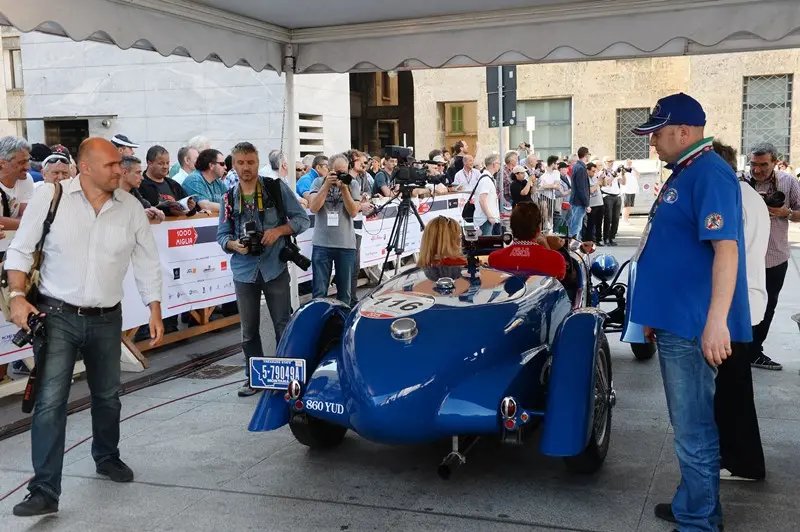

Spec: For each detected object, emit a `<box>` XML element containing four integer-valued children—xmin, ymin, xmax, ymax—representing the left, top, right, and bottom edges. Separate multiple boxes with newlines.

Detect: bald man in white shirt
<box><xmin>8</xmin><ymin>138</ymin><xmax>164</xmax><ymax>517</ymax></box>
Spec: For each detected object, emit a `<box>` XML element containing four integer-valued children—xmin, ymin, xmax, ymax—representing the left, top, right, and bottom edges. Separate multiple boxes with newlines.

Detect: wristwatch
<box><xmin>8</xmin><ymin>291</ymin><xmax>26</xmax><ymax>300</ymax></box>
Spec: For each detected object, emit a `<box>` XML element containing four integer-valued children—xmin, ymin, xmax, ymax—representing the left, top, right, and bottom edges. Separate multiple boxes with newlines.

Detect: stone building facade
<box><xmin>414</xmin><ymin>50</ymin><xmax>800</xmax><ymax>168</ymax></box>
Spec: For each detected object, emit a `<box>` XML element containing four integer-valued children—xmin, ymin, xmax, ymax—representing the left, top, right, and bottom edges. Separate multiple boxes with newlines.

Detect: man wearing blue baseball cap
<box><xmin>627</xmin><ymin>93</ymin><xmax>751</xmax><ymax>532</ymax></box>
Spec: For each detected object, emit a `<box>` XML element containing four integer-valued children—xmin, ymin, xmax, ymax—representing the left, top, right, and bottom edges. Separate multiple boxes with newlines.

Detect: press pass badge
<box><xmin>327</xmin><ymin>212</ymin><xmax>339</xmax><ymax>227</ymax></box>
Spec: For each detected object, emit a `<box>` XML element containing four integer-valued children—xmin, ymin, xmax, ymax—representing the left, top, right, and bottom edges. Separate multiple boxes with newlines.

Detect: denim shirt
<box><xmin>217</xmin><ymin>177</ymin><xmax>310</xmax><ymax>283</ymax></box>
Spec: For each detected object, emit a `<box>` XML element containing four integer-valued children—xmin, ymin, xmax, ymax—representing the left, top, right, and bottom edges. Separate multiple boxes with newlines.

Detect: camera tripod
<box><xmin>373</xmin><ymin>187</ymin><xmax>426</xmax><ymax>286</ymax></box>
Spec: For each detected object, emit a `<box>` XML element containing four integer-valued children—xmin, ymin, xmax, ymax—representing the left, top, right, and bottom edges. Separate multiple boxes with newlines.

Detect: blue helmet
<box><xmin>590</xmin><ymin>254</ymin><xmax>619</xmax><ymax>282</ymax></box>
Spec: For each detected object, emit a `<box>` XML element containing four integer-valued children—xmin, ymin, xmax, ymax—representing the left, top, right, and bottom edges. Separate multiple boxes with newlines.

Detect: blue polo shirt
<box><xmin>628</xmin><ymin>138</ymin><xmax>751</xmax><ymax>343</ymax></box>
<box><xmin>296</xmin><ymin>169</ymin><xmax>318</xmax><ymax>197</ymax></box>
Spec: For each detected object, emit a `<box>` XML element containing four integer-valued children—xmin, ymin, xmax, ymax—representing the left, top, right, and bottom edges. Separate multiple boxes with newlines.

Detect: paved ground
<box><xmin>0</xmin><ymin>228</ymin><xmax>798</xmax><ymax>531</ymax></box>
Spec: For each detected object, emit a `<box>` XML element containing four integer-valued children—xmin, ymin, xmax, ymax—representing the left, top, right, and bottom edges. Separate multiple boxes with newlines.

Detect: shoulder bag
<box><xmin>0</xmin><ymin>182</ymin><xmax>64</xmax><ymax>321</ymax></box>
<box><xmin>461</xmin><ymin>174</ymin><xmax>487</xmax><ymax>223</ymax></box>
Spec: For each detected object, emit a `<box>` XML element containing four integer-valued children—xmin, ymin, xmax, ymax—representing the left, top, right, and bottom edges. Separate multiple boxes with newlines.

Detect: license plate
<box><xmin>249</xmin><ymin>357</ymin><xmax>306</xmax><ymax>390</ymax></box>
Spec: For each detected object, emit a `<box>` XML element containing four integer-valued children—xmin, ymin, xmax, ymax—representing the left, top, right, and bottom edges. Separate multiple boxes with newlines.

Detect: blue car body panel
<box><xmin>248</xmin><ymin>299</ymin><xmax>348</xmax><ymax>432</ymax></box>
<box><xmin>540</xmin><ymin>309</ymin><xmax>605</xmax><ymax>456</ymax></box>
<box><xmin>249</xmin><ymin>258</ymin><xmax>610</xmax><ymax>459</ymax></box>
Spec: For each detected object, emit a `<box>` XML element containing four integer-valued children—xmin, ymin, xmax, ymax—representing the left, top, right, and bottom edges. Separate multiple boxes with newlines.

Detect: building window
<box><xmin>742</xmin><ymin>74</ymin><xmax>792</xmax><ymax>162</ymax></box>
<box><xmin>616</xmin><ymin>108</ymin><xmax>650</xmax><ymax>160</ymax></box>
<box><xmin>510</xmin><ymin>99</ymin><xmax>572</xmax><ymax>159</ymax></box>
<box><xmin>450</xmin><ymin>105</ymin><xmax>464</xmax><ymax>134</ymax></box>
<box><xmin>381</xmin><ymin>72</ymin><xmax>391</xmax><ymax>101</ymax></box>
<box><xmin>5</xmin><ymin>49</ymin><xmax>23</xmax><ymax>90</ymax></box>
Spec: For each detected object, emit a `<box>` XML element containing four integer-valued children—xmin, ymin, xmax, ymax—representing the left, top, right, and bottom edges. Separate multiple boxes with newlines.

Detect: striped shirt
<box><xmin>749</xmin><ymin>170</ymin><xmax>800</xmax><ymax>268</ymax></box>
<box><xmin>5</xmin><ymin>177</ymin><xmax>162</xmax><ymax>308</ymax></box>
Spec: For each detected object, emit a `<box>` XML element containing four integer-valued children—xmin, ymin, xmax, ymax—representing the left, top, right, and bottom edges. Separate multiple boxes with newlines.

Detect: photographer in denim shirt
<box><xmin>217</xmin><ymin>142</ymin><xmax>310</xmax><ymax>397</ymax></box>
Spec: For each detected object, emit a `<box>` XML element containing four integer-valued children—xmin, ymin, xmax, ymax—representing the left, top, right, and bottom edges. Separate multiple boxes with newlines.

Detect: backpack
<box><xmin>223</xmin><ymin>177</ymin><xmax>299</xmax><ymax>250</ymax></box>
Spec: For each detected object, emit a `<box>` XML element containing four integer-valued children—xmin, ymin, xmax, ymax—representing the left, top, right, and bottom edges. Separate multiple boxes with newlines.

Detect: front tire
<box><xmin>631</xmin><ymin>342</ymin><xmax>656</xmax><ymax>361</ymax></box>
<box><xmin>564</xmin><ymin>334</ymin><xmax>612</xmax><ymax>474</ymax></box>
<box><xmin>290</xmin><ymin>414</ymin><xmax>347</xmax><ymax>449</ymax></box>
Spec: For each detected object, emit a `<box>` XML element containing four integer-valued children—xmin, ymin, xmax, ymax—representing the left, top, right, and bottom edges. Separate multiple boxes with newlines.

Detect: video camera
<box><xmin>384</xmin><ymin>145</ymin><xmax>445</xmax><ymax>189</ymax></box>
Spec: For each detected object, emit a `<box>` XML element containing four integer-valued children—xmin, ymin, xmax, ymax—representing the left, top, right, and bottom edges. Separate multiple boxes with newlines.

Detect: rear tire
<box><xmin>564</xmin><ymin>334</ymin><xmax>612</xmax><ymax>474</ymax></box>
<box><xmin>290</xmin><ymin>414</ymin><xmax>347</xmax><ymax>449</ymax></box>
<box><xmin>631</xmin><ymin>342</ymin><xmax>656</xmax><ymax>361</ymax></box>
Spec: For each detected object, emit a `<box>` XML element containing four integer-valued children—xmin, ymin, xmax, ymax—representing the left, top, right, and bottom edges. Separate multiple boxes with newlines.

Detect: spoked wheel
<box><xmin>631</xmin><ymin>342</ymin><xmax>656</xmax><ymax>361</ymax></box>
<box><xmin>564</xmin><ymin>334</ymin><xmax>613</xmax><ymax>474</ymax></box>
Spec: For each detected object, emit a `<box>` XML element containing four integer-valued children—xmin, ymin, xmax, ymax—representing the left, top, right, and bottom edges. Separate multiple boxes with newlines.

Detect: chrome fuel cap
<box><xmin>434</xmin><ymin>277</ymin><xmax>455</xmax><ymax>294</ymax></box>
<box><xmin>391</xmin><ymin>318</ymin><xmax>418</xmax><ymax>342</ymax></box>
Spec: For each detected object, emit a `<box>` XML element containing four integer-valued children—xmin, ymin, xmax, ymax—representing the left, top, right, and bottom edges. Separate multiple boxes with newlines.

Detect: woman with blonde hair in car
<box><xmin>417</xmin><ymin>216</ymin><xmax>467</xmax><ymax>268</ymax></box>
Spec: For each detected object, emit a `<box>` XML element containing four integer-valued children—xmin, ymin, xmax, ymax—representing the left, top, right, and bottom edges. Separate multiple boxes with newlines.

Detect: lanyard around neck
<box><xmin>239</xmin><ymin>180</ymin><xmax>263</xmax><ymax>214</ymax></box>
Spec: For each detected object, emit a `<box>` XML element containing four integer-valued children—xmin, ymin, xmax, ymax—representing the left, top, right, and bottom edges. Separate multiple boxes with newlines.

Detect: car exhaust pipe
<box><xmin>437</xmin><ymin>452</ymin><xmax>465</xmax><ymax>480</ymax></box>
<box><xmin>437</xmin><ymin>436</ymin><xmax>479</xmax><ymax>480</ymax></box>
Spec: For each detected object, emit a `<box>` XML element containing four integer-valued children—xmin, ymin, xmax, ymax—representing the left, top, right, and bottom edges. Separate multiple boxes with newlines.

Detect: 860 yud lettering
<box><xmin>304</xmin><ymin>400</ymin><xmax>344</xmax><ymax>415</ymax></box>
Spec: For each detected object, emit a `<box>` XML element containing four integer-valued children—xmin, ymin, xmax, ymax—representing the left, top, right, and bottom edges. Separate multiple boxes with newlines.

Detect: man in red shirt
<box><xmin>488</xmin><ymin>202</ymin><xmax>567</xmax><ymax>279</ymax></box>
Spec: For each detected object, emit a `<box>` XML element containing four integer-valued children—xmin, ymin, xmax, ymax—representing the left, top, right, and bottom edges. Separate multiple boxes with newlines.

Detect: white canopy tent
<box><xmin>1</xmin><ymin>0</ymin><xmax>799</xmax><ymax>73</ymax></box>
<box><xmin>2</xmin><ymin>0</ymin><xmax>800</xmax><ymax>170</ymax></box>
<box><xmin>1</xmin><ymin>0</ymin><xmax>799</xmax><ymax>305</ymax></box>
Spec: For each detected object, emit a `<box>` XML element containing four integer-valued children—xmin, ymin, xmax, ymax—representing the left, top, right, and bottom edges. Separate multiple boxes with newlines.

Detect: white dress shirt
<box><xmin>453</xmin><ymin>168</ymin><xmax>482</xmax><ymax>191</ymax></box>
<box><xmin>5</xmin><ymin>177</ymin><xmax>162</xmax><ymax>308</ymax></box>
<box><xmin>739</xmin><ymin>181</ymin><xmax>769</xmax><ymax>325</ymax></box>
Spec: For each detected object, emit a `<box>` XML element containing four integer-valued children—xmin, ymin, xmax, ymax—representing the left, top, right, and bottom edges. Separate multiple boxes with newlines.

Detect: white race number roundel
<box><xmin>359</xmin><ymin>292</ymin><xmax>435</xmax><ymax>319</ymax></box>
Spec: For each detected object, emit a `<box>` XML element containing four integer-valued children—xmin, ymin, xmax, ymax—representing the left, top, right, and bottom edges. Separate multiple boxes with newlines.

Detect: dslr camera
<box><xmin>761</xmin><ymin>190</ymin><xmax>786</xmax><ymax>208</ymax></box>
<box><xmin>12</xmin><ymin>313</ymin><xmax>45</xmax><ymax>348</ymax></box>
<box><xmin>279</xmin><ymin>239</ymin><xmax>312</xmax><ymax>271</ymax></box>
<box><xmin>239</xmin><ymin>221</ymin><xmax>264</xmax><ymax>256</ymax></box>
<box><xmin>335</xmin><ymin>171</ymin><xmax>352</xmax><ymax>186</ymax></box>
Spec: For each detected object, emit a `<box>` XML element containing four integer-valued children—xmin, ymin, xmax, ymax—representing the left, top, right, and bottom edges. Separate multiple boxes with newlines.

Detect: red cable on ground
<box><xmin>0</xmin><ymin>379</ymin><xmax>242</xmax><ymax>503</ymax></box>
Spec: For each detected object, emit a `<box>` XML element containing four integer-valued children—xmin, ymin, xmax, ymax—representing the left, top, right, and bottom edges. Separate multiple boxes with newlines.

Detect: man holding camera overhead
<box><xmin>745</xmin><ymin>141</ymin><xmax>800</xmax><ymax>371</ymax></box>
<box><xmin>308</xmin><ymin>152</ymin><xmax>361</xmax><ymax>305</ymax></box>
<box><xmin>217</xmin><ymin>143</ymin><xmax>310</xmax><ymax>397</ymax></box>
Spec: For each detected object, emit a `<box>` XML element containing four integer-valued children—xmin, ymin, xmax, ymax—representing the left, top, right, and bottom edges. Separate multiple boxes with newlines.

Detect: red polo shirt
<box><xmin>488</xmin><ymin>241</ymin><xmax>567</xmax><ymax>280</ymax></box>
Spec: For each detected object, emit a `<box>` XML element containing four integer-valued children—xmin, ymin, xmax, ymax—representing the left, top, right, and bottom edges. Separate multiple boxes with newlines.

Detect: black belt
<box><xmin>38</xmin><ymin>295</ymin><xmax>121</xmax><ymax>317</ymax></box>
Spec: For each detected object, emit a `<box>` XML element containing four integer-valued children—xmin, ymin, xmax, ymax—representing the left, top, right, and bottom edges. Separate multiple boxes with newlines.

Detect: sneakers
<box><xmin>13</xmin><ymin>491</ymin><xmax>59</xmax><ymax>517</ymax></box>
<box><xmin>608</xmin><ymin>239</ymin><xmax>618</xmax><ymax>246</ymax></box>
<box><xmin>720</xmin><ymin>468</ymin><xmax>760</xmax><ymax>481</ymax></box>
<box><xmin>238</xmin><ymin>383</ymin><xmax>260</xmax><ymax>397</ymax></box>
<box><xmin>655</xmin><ymin>503</ymin><xmax>725</xmax><ymax>529</ymax></box>
<box><xmin>96</xmin><ymin>457</ymin><xmax>134</xmax><ymax>483</ymax></box>
<box><xmin>751</xmin><ymin>354</ymin><xmax>782</xmax><ymax>371</ymax></box>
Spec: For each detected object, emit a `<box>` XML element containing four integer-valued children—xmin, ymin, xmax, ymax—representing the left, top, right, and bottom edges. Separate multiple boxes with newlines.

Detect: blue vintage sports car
<box><xmin>248</xmin><ymin>236</ymin><xmax>646</xmax><ymax>477</ymax></box>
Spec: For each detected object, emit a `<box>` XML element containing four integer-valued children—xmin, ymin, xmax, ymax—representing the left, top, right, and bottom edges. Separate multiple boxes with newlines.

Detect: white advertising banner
<box><xmin>121</xmin><ymin>216</ymin><xmax>237</xmax><ymax>330</ymax></box>
<box><xmin>0</xmin><ymin>193</ymin><xmax>469</xmax><ymax>363</ymax></box>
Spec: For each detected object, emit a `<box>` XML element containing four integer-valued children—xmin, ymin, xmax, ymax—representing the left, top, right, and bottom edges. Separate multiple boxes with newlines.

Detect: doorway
<box><xmin>44</xmin><ymin>119</ymin><xmax>89</xmax><ymax>158</ymax></box>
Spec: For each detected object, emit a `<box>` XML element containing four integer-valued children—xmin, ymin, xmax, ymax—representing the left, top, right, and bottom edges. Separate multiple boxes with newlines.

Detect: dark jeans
<box><xmin>656</xmin><ymin>330</ymin><xmax>722</xmax><ymax>531</ymax></box>
<box><xmin>29</xmin><ymin>304</ymin><xmax>123</xmax><ymax>501</ymax></box>
<box><xmin>312</xmin><ymin>245</ymin><xmax>357</xmax><ymax>305</ymax></box>
<box><xmin>480</xmin><ymin>221</ymin><xmax>503</xmax><ymax>236</ymax></box>
<box><xmin>602</xmin><ymin>194</ymin><xmax>622</xmax><ymax>242</ymax></box>
<box><xmin>234</xmin><ymin>267</ymin><xmax>292</xmax><ymax>377</ymax></box>
<box><xmin>350</xmin><ymin>234</ymin><xmax>362</xmax><ymax>307</ymax></box>
<box><xmin>584</xmin><ymin>204</ymin><xmax>604</xmax><ymax>242</ymax></box>
<box><xmin>715</xmin><ymin>342</ymin><xmax>765</xmax><ymax>479</ymax></box>
<box><xmin>749</xmin><ymin>260</ymin><xmax>789</xmax><ymax>362</ymax></box>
